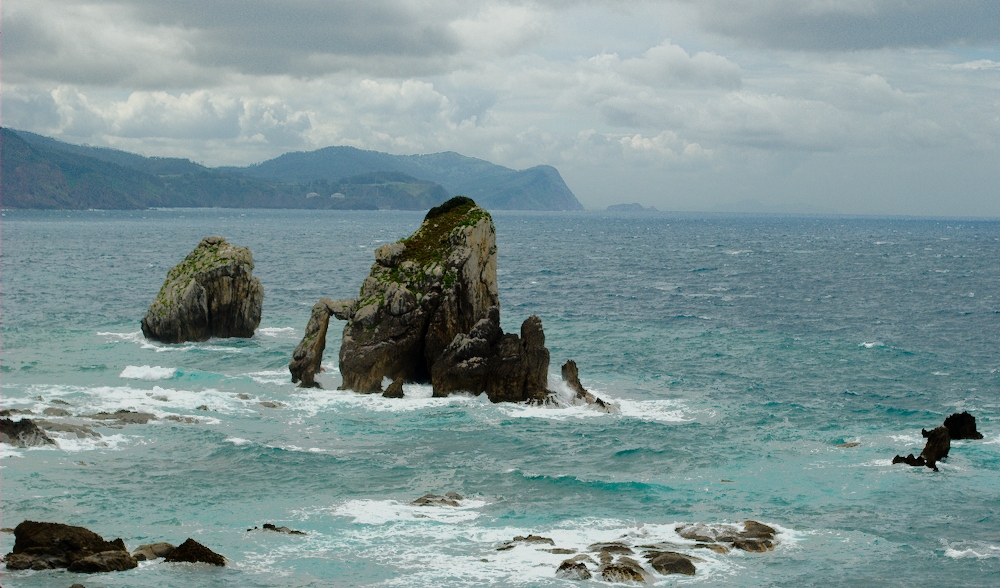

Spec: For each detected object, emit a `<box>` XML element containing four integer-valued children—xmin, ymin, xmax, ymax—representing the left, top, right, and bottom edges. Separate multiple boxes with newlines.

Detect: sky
<box><xmin>3</xmin><ymin>0</ymin><xmax>1000</xmax><ymax>215</ymax></box>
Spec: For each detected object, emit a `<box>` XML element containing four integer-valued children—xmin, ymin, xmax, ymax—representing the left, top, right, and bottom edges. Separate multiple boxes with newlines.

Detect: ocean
<box><xmin>1</xmin><ymin>208</ymin><xmax>998</xmax><ymax>587</ymax></box>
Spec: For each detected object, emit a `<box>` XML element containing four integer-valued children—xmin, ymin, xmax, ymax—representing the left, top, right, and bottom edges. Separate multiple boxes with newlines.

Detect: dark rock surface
<box><xmin>0</xmin><ymin>418</ymin><xmax>56</xmax><ymax>447</ymax></box>
<box><xmin>142</xmin><ymin>236</ymin><xmax>263</xmax><ymax>343</ymax></box>
<box><xmin>132</xmin><ymin>542</ymin><xmax>176</xmax><ymax>561</ymax></box>
<box><xmin>164</xmin><ymin>538</ymin><xmax>225</xmax><ymax>566</ymax></box>
<box><xmin>263</xmin><ymin>523</ymin><xmax>306</xmax><ymax>535</ymax></box>
<box><xmin>67</xmin><ymin>550</ymin><xmax>138</xmax><ymax>573</ymax></box>
<box><xmin>895</xmin><ymin>426</ymin><xmax>951</xmax><ymax>471</ymax></box>
<box><xmin>3</xmin><ymin>521</ymin><xmax>127</xmax><ymax>571</ymax></box>
<box><xmin>675</xmin><ymin>521</ymin><xmax>778</xmax><ymax>552</ymax></box>
<box><xmin>944</xmin><ymin>411</ymin><xmax>984</xmax><ymax>440</ymax></box>
<box><xmin>86</xmin><ymin>410</ymin><xmax>156</xmax><ymax>425</ymax></box>
<box><xmin>339</xmin><ymin>198</ymin><xmax>498</xmax><ymax>393</ymax></box>
<box><xmin>289</xmin><ymin>298</ymin><xmax>336</xmax><ymax>387</ymax></box>
<box><xmin>561</xmin><ymin>360</ymin><xmax>617</xmax><ymax>412</ymax></box>
<box><xmin>646</xmin><ymin>551</ymin><xmax>697</xmax><ymax>575</ymax></box>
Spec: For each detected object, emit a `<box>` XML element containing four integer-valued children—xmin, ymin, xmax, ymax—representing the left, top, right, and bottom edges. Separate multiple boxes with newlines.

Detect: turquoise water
<box><xmin>2</xmin><ymin>209</ymin><xmax>999</xmax><ymax>587</ymax></box>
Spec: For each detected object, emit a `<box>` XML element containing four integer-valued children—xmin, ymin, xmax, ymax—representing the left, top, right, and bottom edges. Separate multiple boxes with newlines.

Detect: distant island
<box><xmin>0</xmin><ymin>128</ymin><xmax>583</xmax><ymax>211</ymax></box>
<box><xmin>606</xmin><ymin>202</ymin><xmax>657</xmax><ymax>212</ymax></box>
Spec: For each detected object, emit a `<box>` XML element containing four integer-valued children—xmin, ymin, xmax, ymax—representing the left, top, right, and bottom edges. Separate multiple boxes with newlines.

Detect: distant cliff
<box><xmin>1</xmin><ymin>128</ymin><xmax>582</xmax><ymax>211</ymax></box>
<box><xmin>233</xmin><ymin>146</ymin><xmax>584</xmax><ymax>211</ymax></box>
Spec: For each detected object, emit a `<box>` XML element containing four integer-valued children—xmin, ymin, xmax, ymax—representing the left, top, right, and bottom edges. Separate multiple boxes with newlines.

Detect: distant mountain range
<box><xmin>0</xmin><ymin>128</ymin><xmax>583</xmax><ymax>211</ymax></box>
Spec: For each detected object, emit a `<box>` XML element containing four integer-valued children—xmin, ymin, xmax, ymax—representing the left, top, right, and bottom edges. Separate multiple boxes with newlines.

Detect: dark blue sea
<box><xmin>2</xmin><ymin>209</ymin><xmax>998</xmax><ymax>587</ymax></box>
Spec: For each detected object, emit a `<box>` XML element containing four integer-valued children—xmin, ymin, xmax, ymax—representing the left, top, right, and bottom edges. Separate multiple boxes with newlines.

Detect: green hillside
<box><xmin>2</xmin><ymin>129</ymin><xmax>579</xmax><ymax>211</ymax></box>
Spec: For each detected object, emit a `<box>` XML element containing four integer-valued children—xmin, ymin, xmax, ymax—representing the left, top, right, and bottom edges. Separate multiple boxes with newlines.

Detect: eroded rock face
<box><xmin>944</xmin><ymin>411</ymin><xmax>984</xmax><ymax>440</ymax></box>
<box><xmin>0</xmin><ymin>418</ymin><xmax>55</xmax><ymax>447</ymax></box>
<box><xmin>142</xmin><ymin>237</ymin><xmax>263</xmax><ymax>343</ymax></box>
<box><xmin>561</xmin><ymin>360</ymin><xmax>618</xmax><ymax>412</ymax></box>
<box><xmin>429</xmin><ymin>309</ymin><xmax>554</xmax><ymax>403</ymax></box>
<box><xmin>289</xmin><ymin>298</ymin><xmax>336</xmax><ymax>388</ymax></box>
<box><xmin>338</xmin><ymin>197</ymin><xmax>499</xmax><ymax>394</ymax></box>
<box><xmin>3</xmin><ymin>521</ymin><xmax>128</xmax><ymax>571</ymax></box>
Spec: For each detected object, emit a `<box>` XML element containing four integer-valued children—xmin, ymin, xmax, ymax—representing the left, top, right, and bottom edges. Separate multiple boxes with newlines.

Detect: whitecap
<box><xmin>225</xmin><ymin>437</ymin><xmax>253</xmax><ymax>446</ymax></box>
<box><xmin>333</xmin><ymin>498</ymin><xmax>486</xmax><ymax>525</ymax></box>
<box><xmin>258</xmin><ymin>327</ymin><xmax>298</xmax><ymax>337</ymax></box>
<box><xmin>247</xmin><ymin>370</ymin><xmax>293</xmax><ymax>386</ymax></box>
<box><xmin>932</xmin><ymin>371</ymin><xmax>949</xmax><ymax>376</ymax></box>
<box><xmin>50</xmin><ymin>433</ymin><xmax>129</xmax><ymax>452</ymax></box>
<box><xmin>859</xmin><ymin>341</ymin><xmax>884</xmax><ymax>349</ymax></box>
<box><xmin>944</xmin><ymin>542</ymin><xmax>1000</xmax><ymax>559</ymax></box>
<box><xmin>119</xmin><ymin>365</ymin><xmax>177</xmax><ymax>380</ymax></box>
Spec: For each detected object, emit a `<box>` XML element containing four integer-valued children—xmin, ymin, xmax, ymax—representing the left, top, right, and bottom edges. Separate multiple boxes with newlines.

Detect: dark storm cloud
<box><xmin>134</xmin><ymin>0</ymin><xmax>461</xmax><ymax>74</ymax></box>
<box><xmin>4</xmin><ymin>0</ymin><xmax>463</xmax><ymax>87</ymax></box>
<box><xmin>684</xmin><ymin>0</ymin><xmax>1000</xmax><ymax>51</ymax></box>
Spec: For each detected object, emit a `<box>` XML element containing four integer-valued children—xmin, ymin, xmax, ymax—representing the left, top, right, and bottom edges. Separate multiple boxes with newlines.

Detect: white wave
<box><xmin>283</xmin><ymin>386</ymin><xmax>484</xmax><ymax>418</ymax></box>
<box><xmin>334</xmin><ymin>498</ymin><xmax>487</xmax><ymax>525</ymax></box>
<box><xmin>983</xmin><ymin>434</ymin><xmax>1000</xmax><ymax>445</ymax></box>
<box><xmin>14</xmin><ymin>383</ymin><xmax>254</xmax><ymax>419</ymax></box>
<box><xmin>247</xmin><ymin>370</ymin><xmax>293</xmax><ymax>386</ymax></box>
<box><xmin>944</xmin><ymin>542</ymin><xmax>1000</xmax><ymax>559</ymax></box>
<box><xmin>225</xmin><ymin>437</ymin><xmax>253</xmax><ymax>446</ymax></box>
<box><xmin>932</xmin><ymin>371</ymin><xmax>949</xmax><ymax>376</ymax></box>
<box><xmin>725</xmin><ymin>250</ymin><xmax>752</xmax><ymax>255</ymax></box>
<box><xmin>258</xmin><ymin>327</ymin><xmax>298</xmax><ymax>337</ymax></box>
<box><xmin>889</xmin><ymin>434</ymin><xmax>922</xmax><ymax>445</ymax></box>
<box><xmin>51</xmin><ymin>433</ymin><xmax>129</xmax><ymax>452</ymax></box>
<box><xmin>96</xmin><ymin>330</ymin><xmax>246</xmax><ymax>353</ymax></box>
<box><xmin>119</xmin><ymin>365</ymin><xmax>176</xmax><ymax>380</ymax></box>
<box><xmin>859</xmin><ymin>341</ymin><xmax>884</xmax><ymax>349</ymax></box>
<box><xmin>276</xmin><ymin>507</ymin><xmax>777</xmax><ymax>587</ymax></box>
<box><xmin>617</xmin><ymin>398</ymin><xmax>691</xmax><ymax>423</ymax></box>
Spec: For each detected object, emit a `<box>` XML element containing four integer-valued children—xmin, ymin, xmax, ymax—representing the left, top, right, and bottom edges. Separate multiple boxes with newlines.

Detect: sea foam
<box><xmin>119</xmin><ymin>365</ymin><xmax>177</xmax><ymax>380</ymax></box>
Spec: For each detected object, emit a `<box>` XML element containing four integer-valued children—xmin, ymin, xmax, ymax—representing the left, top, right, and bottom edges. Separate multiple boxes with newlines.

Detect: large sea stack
<box><xmin>336</xmin><ymin>197</ymin><xmax>499</xmax><ymax>393</ymax></box>
<box><xmin>142</xmin><ymin>237</ymin><xmax>263</xmax><ymax>343</ymax></box>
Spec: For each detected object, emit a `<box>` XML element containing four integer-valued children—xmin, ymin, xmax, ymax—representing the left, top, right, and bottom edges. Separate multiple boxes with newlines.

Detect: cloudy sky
<box><xmin>4</xmin><ymin>0</ymin><xmax>1000</xmax><ymax>215</ymax></box>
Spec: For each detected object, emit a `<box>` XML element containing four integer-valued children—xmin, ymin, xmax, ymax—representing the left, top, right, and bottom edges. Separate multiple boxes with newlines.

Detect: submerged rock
<box><xmin>86</xmin><ymin>410</ymin><xmax>156</xmax><ymax>425</ymax></box>
<box><xmin>142</xmin><ymin>236</ymin><xmax>263</xmax><ymax>343</ymax></box>
<box><xmin>600</xmin><ymin>556</ymin><xmax>652</xmax><ymax>584</ymax></box>
<box><xmin>675</xmin><ymin>521</ymin><xmax>778</xmax><ymax>552</ymax></box>
<box><xmin>943</xmin><ymin>411</ymin><xmax>984</xmax><ymax>440</ymax></box>
<box><xmin>132</xmin><ymin>542</ymin><xmax>176</xmax><ymax>561</ymax></box>
<box><xmin>3</xmin><ymin>521</ymin><xmax>128</xmax><ymax>571</ymax></box>
<box><xmin>289</xmin><ymin>298</ymin><xmax>335</xmax><ymax>387</ymax></box>
<box><xmin>164</xmin><ymin>538</ymin><xmax>225</xmax><ymax>566</ymax></box>
<box><xmin>0</xmin><ymin>418</ymin><xmax>55</xmax><ymax>447</ymax></box>
<box><xmin>645</xmin><ymin>551</ymin><xmax>697</xmax><ymax>575</ymax></box>
<box><xmin>496</xmin><ymin>534</ymin><xmax>556</xmax><ymax>551</ymax></box>
<box><xmin>339</xmin><ymin>197</ymin><xmax>499</xmax><ymax>394</ymax></box>
<box><xmin>412</xmin><ymin>492</ymin><xmax>463</xmax><ymax>507</ymax></box>
<box><xmin>67</xmin><ymin>550</ymin><xmax>138</xmax><ymax>573</ymax></box>
<box><xmin>556</xmin><ymin>559</ymin><xmax>592</xmax><ymax>580</ymax></box>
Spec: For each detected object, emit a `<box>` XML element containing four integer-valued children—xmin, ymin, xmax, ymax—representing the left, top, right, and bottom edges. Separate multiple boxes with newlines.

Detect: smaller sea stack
<box><xmin>142</xmin><ymin>237</ymin><xmax>263</xmax><ymax>343</ymax></box>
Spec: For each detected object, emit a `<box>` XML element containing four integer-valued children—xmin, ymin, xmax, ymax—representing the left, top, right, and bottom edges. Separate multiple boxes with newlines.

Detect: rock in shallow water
<box><xmin>339</xmin><ymin>198</ymin><xmax>498</xmax><ymax>394</ymax></box>
<box><xmin>943</xmin><ymin>411</ymin><xmax>984</xmax><ymax>440</ymax></box>
<box><xmin>646</xmin><ymin>551</ymin><xmax>697</xmax><ymax>575</ymax></box>
<box><xmin>142</xmin><ymin>236</ymin><xmax>263</xmax><ymax>344</ymax></box>
<box><xmin>132</xmin><ymin>542</ymin><xmax>176</xmax><ymax>561</ymax></box>
<box><xmin>0</xmin><ymin>418</ymin><xmax>55</xmax><ymax>447</ymax></box>
<box><xmin>3</xmin><ymin>521</ymin><xmax>128</xmax><ymax>571</ymax></box>
<box><xmin>556</xmin><ymin>560</ymin><xmax>592</xmax><ymax>580</ymax></box>
<box><xmin>164</xmin><ymin>538</ymin><xmax>225</xmax><ymax>566</ymax></box>
<box><xmin>67</xmin><ymin>550</ymin><xmax>138</xmax><ymax>573</ymax></box>
<box><xmin>289</xmin><ymin>298</ymin><xmax>340</xmax><ymax>388</ymax></box>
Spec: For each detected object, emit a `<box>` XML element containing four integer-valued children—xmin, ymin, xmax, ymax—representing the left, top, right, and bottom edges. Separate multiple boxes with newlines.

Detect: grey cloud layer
<box><xmin>3</xmin><ymin>0</ymin><xmax>999</xmax><ymax>214</ymax></box>
<box><xmin>683</xmin><ymin>0</ymin><xmax>1000</xmax><ymax>50</ymax></box>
